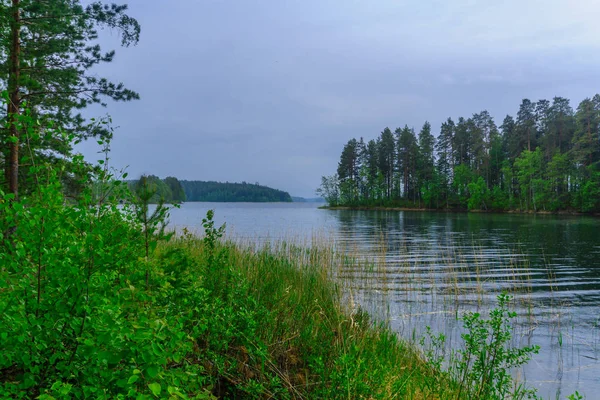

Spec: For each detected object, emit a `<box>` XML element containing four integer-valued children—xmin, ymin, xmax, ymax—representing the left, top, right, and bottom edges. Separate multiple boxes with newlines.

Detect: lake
<box><xmin>167</xmin><ymin>202</ymin><xmax>600</xmax><ymax>399</ymax></box>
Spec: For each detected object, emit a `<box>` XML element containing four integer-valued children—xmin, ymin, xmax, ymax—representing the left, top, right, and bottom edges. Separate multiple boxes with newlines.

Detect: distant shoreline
<box><xmin>319</xmin><ymin>205</ymin><xmax>599</xmax><ymax>216</ymax></box>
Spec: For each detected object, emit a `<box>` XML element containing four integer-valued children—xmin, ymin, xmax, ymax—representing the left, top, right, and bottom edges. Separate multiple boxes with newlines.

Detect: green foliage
<box><xmin>0</xmin><ymin>161</ymin><xmax>155</xmax><ymax>399</ymax></box>
<box><xmin>0</xmin><ymin>106</ymin><xmax>213</xmax><ymax>399</ymax></box>
<box><xmin>422</xmin><ymin>293</ymin><xmax>540</xmax><ymax>400</ymax></box>
<box><xmin>490</xmin><ymin>185</ymin><xmax>509</xmax><ymax>211</ymax></box>
<box><xmin>467</xmin><ymin>176</ymin><xmax>490</xmax><ymax>210</ymax></box>
<box><xmin>567</xmin><ymin>391</ymin><xmax>584</xmax><ymax>400</ymax></box>
<box><xmin>316</xmin><ymin>174</ymin><xmax>340</xmax><ymax>206</ymax></box>
<box><xmin>131</xmin><ymin>174</ymin><xmax>176</xmax><ymax>289</ymax></box>
<box><xmin>453</xmin><ymin>164</ymin><xmax>473</xmax><ymax>208</ymax></box>
<box><xmin>514</xmin><ymin>149</ymin><xmax>543</xmax><ymax>211</ymax></box>
<box><xmin>455</xmin><ymin>293</ymin><xmax>540</xmax><ymax>399</ymax></box>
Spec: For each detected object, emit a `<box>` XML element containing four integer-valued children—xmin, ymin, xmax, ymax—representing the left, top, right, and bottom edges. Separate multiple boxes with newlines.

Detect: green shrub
<box><xmin>422</xmin><ymin>292</ymin><xmax>540</xmax><ymax>400</ymax></box>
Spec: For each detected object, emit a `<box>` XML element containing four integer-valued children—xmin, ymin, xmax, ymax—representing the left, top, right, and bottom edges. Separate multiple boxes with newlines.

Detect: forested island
<box><xmin>124</xmin><ymin>177</ymin><xmax>293</xmax><ymax>203</ymax></box>
<box><xmin>319</xmin><ymin>95</ymin><xmax>600</xmax><ymax>213</ymax></box>
<box><xmin>181</xmin><ymin>180</ymin><xmax>292</xmax><ymax>202</ymax></box>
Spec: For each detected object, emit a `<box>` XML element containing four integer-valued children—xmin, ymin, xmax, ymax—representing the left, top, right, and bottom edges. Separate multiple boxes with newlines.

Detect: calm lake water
<box><xmin>168</xmin><ymin>202</ymin><xmax>600</xmax><ymax>399</ymax></box>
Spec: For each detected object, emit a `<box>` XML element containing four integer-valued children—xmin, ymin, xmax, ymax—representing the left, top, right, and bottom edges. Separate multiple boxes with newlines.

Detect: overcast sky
<box><xmin>78</xmin><ymin>0</ymin><xmax>600</xmax><ymax>197</ymax></box>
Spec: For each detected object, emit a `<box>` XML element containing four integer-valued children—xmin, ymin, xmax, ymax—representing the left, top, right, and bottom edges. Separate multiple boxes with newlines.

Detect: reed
<box><xmin>164</xmin><ymin>231</ymin><xmax>466</xmax><ymax>399</ymax></box>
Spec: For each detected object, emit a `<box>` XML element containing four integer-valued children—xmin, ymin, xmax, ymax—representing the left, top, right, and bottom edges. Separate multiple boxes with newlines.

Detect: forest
<box><xmin>181</xmin><ymin>180</ymin><xmax>292</xmax><ymax>202</ymax></box>
<box><xmin>319</xmin><ymin>95</ymin><xmax>600</xmax><ymax>213</ymax></box>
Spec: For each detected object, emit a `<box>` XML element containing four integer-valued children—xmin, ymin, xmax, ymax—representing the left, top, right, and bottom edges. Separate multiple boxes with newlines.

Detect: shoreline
<box><xmin>319</xmin><ymin>205</ymin><xmax>600</xmax><ymax>216</ymax></box>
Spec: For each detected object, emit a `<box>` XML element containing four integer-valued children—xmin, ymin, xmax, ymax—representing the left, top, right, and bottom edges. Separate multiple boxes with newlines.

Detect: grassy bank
<box><xmin>0</xmin><ymin>174</ymin><xmax>538</xmax><ymax>398</ymax></box>
<box><xmin>146</xmin><ymin>229</ymin><xmax>461</xmax><ymax>399</ymax></box>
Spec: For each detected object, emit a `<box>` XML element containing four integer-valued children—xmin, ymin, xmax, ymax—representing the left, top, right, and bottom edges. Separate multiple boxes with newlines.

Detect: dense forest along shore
<box><xmin>318</xmin><ymin>94</ymin><xmax>600</xmax><ymax>215</ymax></box>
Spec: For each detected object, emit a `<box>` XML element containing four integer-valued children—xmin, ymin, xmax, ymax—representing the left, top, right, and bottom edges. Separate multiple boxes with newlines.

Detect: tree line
<box><xmin>181</xmin><ymin>180</ymin><xmax>292</xmax><ymax>202</ymax></box>
<box><xmin>318</xmin><ymin>95</ymin><xmax>600</xmax><ymax>213</ymax></box>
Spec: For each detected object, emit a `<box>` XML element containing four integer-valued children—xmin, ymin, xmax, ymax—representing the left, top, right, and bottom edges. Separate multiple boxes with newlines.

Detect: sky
<box><xmin>78</xmin><ymin>0</ymin><xmax>600</xmax><ymax>197</ymax></box>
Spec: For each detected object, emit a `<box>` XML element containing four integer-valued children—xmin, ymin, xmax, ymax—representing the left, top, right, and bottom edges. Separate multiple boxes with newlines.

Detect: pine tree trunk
<box><xmin>7</xmin><ymin>0</ymin><xmax>21</xmax><ymax>199</ymax></box>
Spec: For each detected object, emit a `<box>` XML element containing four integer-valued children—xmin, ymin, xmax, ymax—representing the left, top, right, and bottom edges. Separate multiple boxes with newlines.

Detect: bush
<box><xmin>422</xmin><ymin>293</ymin><xmax>540</xmax><ymax>400</ymax></box>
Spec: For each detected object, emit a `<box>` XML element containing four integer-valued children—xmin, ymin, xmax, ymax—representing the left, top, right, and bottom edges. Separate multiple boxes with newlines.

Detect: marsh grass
<box><xmin>166</xmin><ymin>229</ymin><xmax>466</xmax><ymax>399</ymax></box>
<box><xmin>168</xmin><ymin>222</ymin><xmax>556</xmax><ymax>399</ymax></box>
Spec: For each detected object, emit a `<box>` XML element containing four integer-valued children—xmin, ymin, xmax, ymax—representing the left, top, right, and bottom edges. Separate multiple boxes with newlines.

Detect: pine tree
<box><xmin>516</xmin><ymin>99</ymin><xmax>537</xmax><ymax>153</ymax></box>
<box><xmin>337</xmin><ymin>138</ymin><xmax>360</xmax><ymax>203</ymax></box>
<box><xmin>397</xmin><ymin>125</ymin><xmax>418</xmax><ymax>201</ymax></box>
<box><xmin>471</xmin><ymin>110</ymin><xmax>498</xmax><ymax>183</ymax></box>
<box><xmin>436</xmin><ymin>118</ymin><xmax>454</xmax><ymax>207</ymax></box>
<box><xmin>355</xmin><ymin>137</ymin><xmax>368</xmax><ymax>199</ymax></box>
<box><xmin>417</xmin><ymin>121</ymin><xmax>436</xmax><ymax>207</ymax></box>
<box><xmin>418</xmin><ymin>122</ymin><xmax>435</xmax><ymax>180</ymax></box>
<box><xmin>500</xmin><ymin>115</ymin><xmax>518</xmax><ymax>160</ymax></box>
<box><xmin>365</xmin><ymin>139</ymin><xmax>379</xmax><ymax>201</ymax></box>
<box><xmin>548</xmin><ymin>97</ymin><xmax>575</xmax><ymax>155</ymax></box>
<box><xmin>0</xmin><ymin>0</ymin><xmax>140</xmax><ymax>197</ymax></box>
<box><xmin>453</xmin><ymin>117</ymin><xmax>471</xmax><ymax>167</ymax></box>
<box><xmin>378</xmin><ymin>127</ymin><xmax>395</xmax><ymax>199</ymax></box>
<box><xmin>571</xmin><ymin>97</ymin><xmax>600</xmax><ymax>168</ymax></box>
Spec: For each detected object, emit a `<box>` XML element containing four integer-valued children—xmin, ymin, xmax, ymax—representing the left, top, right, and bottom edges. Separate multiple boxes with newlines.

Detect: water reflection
<box><xmin>328</xmin><ymin>209</ymin><xmax>600</xmax><ymax>398</ymax></box>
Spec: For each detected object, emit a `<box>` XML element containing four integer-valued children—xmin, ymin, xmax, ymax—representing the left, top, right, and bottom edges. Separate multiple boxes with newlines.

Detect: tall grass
<box><xmin>168</xmin><ymin>228</ymin><xmax>464</xmax><ymax>399</ymax></box>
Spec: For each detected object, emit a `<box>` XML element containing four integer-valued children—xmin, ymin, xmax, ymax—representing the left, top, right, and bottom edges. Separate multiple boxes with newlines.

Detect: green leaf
<box><xmin>148</xmin><ymin>382</ymin><xmax>161</xmax><ymax>397</ymax></box>
<box><xmin>146</xmin><ymin>366</ymin><xmax>159</xmax><ymax>378</ymax></box>
<box><xmin>127</xmin><ymin>375</ymin><xmax>139</xmax><ymax>385</ymax></box>
<box><xmin>151</xmin><ymin>342</ymin><xmax>163</xmax><ymax>356</ymax></box>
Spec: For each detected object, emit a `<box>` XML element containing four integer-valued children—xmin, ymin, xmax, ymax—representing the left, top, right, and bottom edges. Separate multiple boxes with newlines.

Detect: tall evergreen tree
<box><xmin>0</xmin><ymin>0</ymin><xmax>140</xmax><ymax>197</ymax></box>
<box><xmin>573</xmin><ymin>96</ymin><xmax>600</xmax><ymax>167</ymax></box>
<box><xmin>547</xmin><ymin>96</ymin><xmax>575</xmax><ymax>156</ymax></box>
<box><xmin>516</xmin><ymin>99</ymin><xmax>537</xmax><ymax>153</ymax></box>
<box><xmin>337</xmin><ymin>138</ymin><xmax>360</xmax><ymax>203</ymax></box>
<box><xmin>417</xmin><ymin>122</ymin><xmax>435</xmax><ymax>183</ymax></box>
<box><xmin>378</xmin><ymin>127</ymin><xmax>395</xmax><ymax>199</ymax></box>
<box><xmin>453</xmin><ymin>117</ymin><xmax>471</xmax><ymax>167</ymax></box>
<box><xmin>500</xmin><ymin>115</ymin><xmax>518</xmax><ymax>160</ymax></box>
<box><xmin>417</xmin><ymin>121</ymin><xmax>437</xmax><ymax>206</ymax></box>
<box><xmin>534</xmin><ymin>99</ymin><xmax>550</xmax><ymax>154</ymax></box>
<box><xmin>356</xmin><ymin>137</ymin><xmax>368</xmax><ymax>199</ymax></box>
<box><xmin>397</xmin><ymin>125</ymin><xmax>418</xmax><ymax>200</ymax></box>
<box><xmin>365</xmin><ymin>139</ymin><xmax>379</xmax><ymax>200</ymax></box>
<box><xmin>471</xmin><ymin>110</ymin><xmax>498</xmax><ymax>183</ymax></box>
<box><xmin>436</xmin><ymin>118</ymin><xmax>454</xmax><ymax>207</ymax></box>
